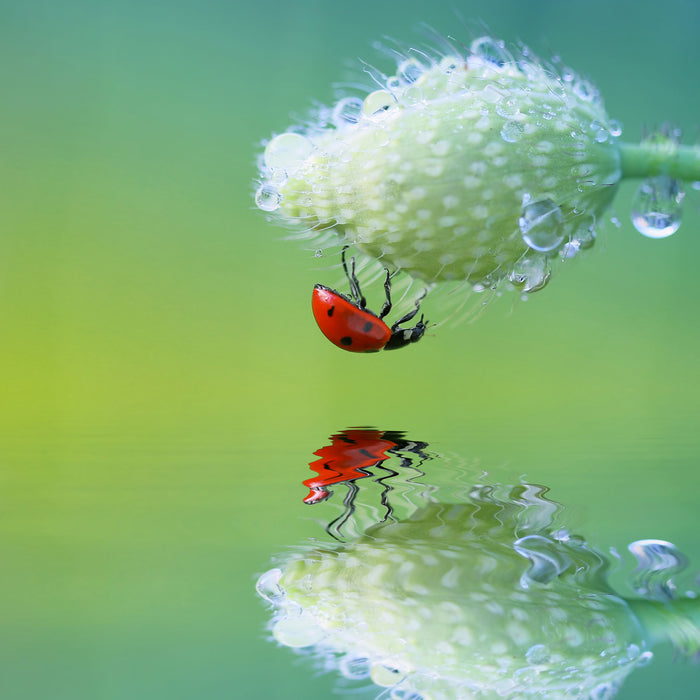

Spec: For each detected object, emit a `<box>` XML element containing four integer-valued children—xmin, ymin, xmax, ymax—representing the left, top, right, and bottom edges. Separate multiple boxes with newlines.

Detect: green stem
<box><xmin>619</xmin><ymin>141</ymin><xmax>700</xmax><ymax>181</ymax></box>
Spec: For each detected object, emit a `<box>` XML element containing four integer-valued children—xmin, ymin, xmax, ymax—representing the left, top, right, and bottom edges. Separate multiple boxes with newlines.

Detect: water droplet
<box><xmin>631</xmin><ymin>176</ymin><xmax>684</xmax><ymax>239</ymax></box>
<box><xmin>628</xmin><ymin>539</ymin><xmax>688</xmax><ymax>600</ymax></box>
<box><xmin>255</xmin><ymin>184</ymin><xmax>281</xmax><ymax>212</ymax></box>
<box><xmin>363</xmin><ymin>89</ymin><xmax>395</xmax><ymax>116</ymax></box>
<box><xmin>386</xmin><ymin>75</ymin><xmax>402</xmax><ymax>90</ymax></box>
<box><xmin>439</xmin><ymin>55</ymin><xmax>462</xmax><ymax>73</ymax></box>
<box><xmin>594</xmin><ymin>128</ymin><xmax>609</xmax><ymax>143</ymax></box>
<box><xmin>508</xmin><ymin>255</ymin><xmax>551</xmax><ymax>293</ymax></box>
<box><xmin>573</xmin><ymin>78</ymin><xmax>596</xmax><ymax>101</ymax></box>
<box><xmin>691</xmin><ymin>181</ymin><xmax>700</xmax><ymax>191</ymax></box>
<box><xmin>572</xmin><ymin>222</ymin><xmax>596</xmax><ymax>249</ymax></box>
<box><xmin>470</xmin><ymin>36</ymin><xmax>512</xmax><ymax>68</ymax></box>
<box><xmin>514</xmin><ymin>534</ymin><xmax>571</xmax><ymax>586</ymax></box>
<box><xmin>264</xmin><ymin>133</ymin><xmax>313</xmax><ymax>171</ymax></box>
<box><xmin>625</xmin><ymin>643</ymin><xmax>641</xmax><ymax>662</ymax></box>
<box><xmin>402</xmin><ymin>85</ymin><xmax>424</xmax><ymax>105</ymax></box>
<box><xmin>256</xmin><ymin>568</ymin><xmax>285</xmax><ymax>603</ymax></box>
<box><xmin>398</xmin><ymin>58</ymin><xmax>423</xmax><ymax>83</ymax></box>
<box><xmin>332</xmin><ymin>97</ymin><xmax>363</xmax><ymax>126</ymax></box>
<box><xmin>560</xmin><ymin>240</ymin><xmax>580</xmax><ymax>259</ymax></box>
<box><xmin>500</xmin><ymin>120</ymin><xmax>524</xmax><ymax>143</ymax></box>
<box><xmin>608</xmin><ymin>120</ymin><xmax>623</xmax><ymax>137</ymax></box>
<box><xmin>519</xmin><ymin>198</ymin><xmax>565</xmax><ymax>252</ymax></box>
<box><xmin>525</xmin><ymin>643</ymin><xmax>551</xmax><ymax>664</ymax></box>
<box><xmin>636</xmin><ymin>650</ymin><xmax>654</xmax><ymax>667</ymax></box>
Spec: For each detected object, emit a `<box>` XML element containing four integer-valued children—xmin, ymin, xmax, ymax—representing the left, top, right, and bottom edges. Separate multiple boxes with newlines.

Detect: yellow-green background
<box><xmin>2</xmin><ymin>0</ymin><xmax>699</xmax><ymax>697</ymax></box>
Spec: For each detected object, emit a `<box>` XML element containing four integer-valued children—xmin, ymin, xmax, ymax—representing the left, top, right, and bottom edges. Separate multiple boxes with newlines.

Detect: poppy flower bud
<box><xmin>255</xmin><ymin>36</ymin><xmax>623</xmax><ymax>292</ymax></box>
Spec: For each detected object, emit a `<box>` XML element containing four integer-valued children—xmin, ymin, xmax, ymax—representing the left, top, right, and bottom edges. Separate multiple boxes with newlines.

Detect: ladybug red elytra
<box><xmin>311</xmin><ymin>249</ymin><xmax>427</xmax><ymax>353</ymax></box>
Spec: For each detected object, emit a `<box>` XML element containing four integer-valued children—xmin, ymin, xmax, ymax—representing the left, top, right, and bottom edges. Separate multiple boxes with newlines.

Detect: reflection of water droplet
<box><xmin>255</xmin><ymin>184</ymin><xmax>281</xmax><ymax>211</ymax></box>
<box><xmin>508</xmin><ymin>255</ymin><xmax>551</xmax><ymax>293</ymax></box>
<box><xmin>628</xmin><ymin>539</ymin><xmax>688</xmax><ymax>601</ymax></box>
<box><xmin>496</xmin><ymin>100</ymin><xmax>519</xmax><ymax>118</ymax></box>
<box><xmin>519</xmin><ymin>199</ymin><xmax>565</xmax><ymax>252</ymax></box>
<box><xmin>264</xmin><ymin>132</ymin><xmax>313</xmax><ymax>170</ymax></box>
<box><xmin>590</xmin><ymin>681</ymin><xmax>619</xmax><ymax>700</ymax></box>
<box><xmin>525</xmin><ymin>643</ymin><xmax>550</xmax><ymax>664</ymax></box>
<box><xmin>631</xmin><ymin>176</ymin><xmax>684</xmax><ymax>238</ymax></box>
<box><xmin>500</xmin><ymin>120</ymin><xmax>524</xmax><ymax>143</ymax></box>
<box><xmin>470</xmin><ymin>36</ymin><xmax>511</xmax><ymax>67</ymax></box>
<box><xmin>273</xmin><ymin>610</ymin><xmax>326</xmax><ymax>647</ymax></box>
<box><xmin>370</xmin><ymin>661</ymin><xmax>408</xmax><ymax>687</ymax></box>
<box><xmin>339</xmin><ymin>654</ymin><xmax>371</xmax><ymax>680</ymax></box>
<box><xmin>514</xmin><ymin>534</ymin><xmax>571</xmax><ymax>586</ymax></box>
<box><xmin>256</xmin><ymin>568</ymin><xmax>285</xmax><ymax>603</ymax></box>
<box><xmin>363</xmin><ymin>90</ymin><xmax>395</xmax><ymax>116</ymax></box>
<box><xmin>332</xmin><ymin>97</ymin><xmax>364</xmax><ymax>126</ymax></box>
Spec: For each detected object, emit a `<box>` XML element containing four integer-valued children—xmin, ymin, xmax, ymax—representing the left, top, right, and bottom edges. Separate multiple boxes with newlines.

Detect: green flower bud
<box><xmin>255</xmin><ymin>36</ymin><xmax>623</xmax><ymax>291</ymax></box>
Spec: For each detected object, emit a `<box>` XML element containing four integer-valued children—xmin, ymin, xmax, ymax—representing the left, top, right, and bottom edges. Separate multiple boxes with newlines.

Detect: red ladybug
<box><xmin>312</xmin><ymin>249</ymin><xmax>427</xmax><ymax>353</ymax></box>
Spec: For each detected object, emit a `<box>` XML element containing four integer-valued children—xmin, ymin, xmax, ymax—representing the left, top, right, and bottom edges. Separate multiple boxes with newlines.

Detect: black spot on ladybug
<box><xmin>340</xmin><ymin>336</ymin><xmax>353</xmax><ymax>346</ymax></box>
<box><xmin>363</xmin><ymin>321</ymin><xmax>373</xmax><ymax>333</ymax></box>
<box><xmin>327</xmin><ymin>306</ymin><xmax>335</xmax><ymax>317</ymax></box>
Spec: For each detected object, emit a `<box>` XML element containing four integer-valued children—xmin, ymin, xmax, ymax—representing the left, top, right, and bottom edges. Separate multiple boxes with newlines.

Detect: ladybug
<box><xmin>312</xmin><ymin>249</ymin><xmax>427</xmax><ymax>353</ymax></box>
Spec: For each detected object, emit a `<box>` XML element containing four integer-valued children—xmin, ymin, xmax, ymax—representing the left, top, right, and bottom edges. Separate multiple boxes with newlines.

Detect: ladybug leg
<box><xmin>378</xmin><ymin>268</ymin><xmax>392</xmax><ymax>320</ymax></box>
<box><xmin>389</xmin><ymin>288</ymin><xmax>427</xmax><ymax>331</ymax></box>
<box><xmin>383</xmin><ymin>290</ymin><xmax>429</xmax><ymax>350</ymax></box>
<box><xmin>341</xmin><ymin>246</ymin><xmax>366</xmax><ymax>309</ymax></box>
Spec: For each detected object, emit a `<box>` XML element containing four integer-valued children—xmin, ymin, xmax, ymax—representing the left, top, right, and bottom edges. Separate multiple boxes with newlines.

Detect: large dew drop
<box><xmin>255</xmin><ymin>184</ymin><xmax>281</xmax><ymax>212</ymax></box>
<box><xmin>518</xmin><ymin>198</ymin><xmax>565</xmax><ymax>252</ymax></box>
<box><xmin>508</xmin><ymin>254</ymin><xmax>551</xmax><ymax>293</ymax></box>
<box><xmin>630</xmin><ymin>175</ymin><xmax>684</xmax><ymax>238</ymax></box>
<box><xmin>263</xmin><ymin>133</ymin><xmax>313</xmax><ymax>171</ymax></box>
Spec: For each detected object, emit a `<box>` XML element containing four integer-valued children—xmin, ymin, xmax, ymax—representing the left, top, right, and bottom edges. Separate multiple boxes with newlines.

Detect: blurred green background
<box><xmin>1</xmin><ymin>0</ymin><xmax>699</xmax><ymax>698</ymax></box>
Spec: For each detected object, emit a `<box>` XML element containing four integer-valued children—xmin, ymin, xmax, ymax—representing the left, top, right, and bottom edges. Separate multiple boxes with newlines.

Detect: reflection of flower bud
<box><xmin>257</xmin><ymin>485</ymin><xmax>699</xmax><ymax>699</ymax></box>
<box><xmin>255</xmin><ymin>36</ymin><xmax>623</xmax><ymax>291</ymax></box>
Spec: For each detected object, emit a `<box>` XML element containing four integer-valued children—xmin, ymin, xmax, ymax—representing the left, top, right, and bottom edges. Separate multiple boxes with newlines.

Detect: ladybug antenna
<box><xmin>341</xmin><ymin>246</ymin><xmax>366</xmax><ymax>309</ymax></box>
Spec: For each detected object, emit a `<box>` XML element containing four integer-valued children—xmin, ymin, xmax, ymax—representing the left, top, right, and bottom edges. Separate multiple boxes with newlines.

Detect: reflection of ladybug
<box><xmin>303</xmin><ymin>428</ymin><xmax>429</xmax><ymax>504</ymax></box>
<box><xmin>303</xmin><ymin>429</ymin><xmax>396</xmax><ymax>504</ymax></box>
<box><xmin>312</xmin><ymin>248</ymin><xmax>427</xmax><ymax>353</ymax></box>
<box><xmin>304</xmin><ymin>428</ymin><xmax>431</xmax><ymax>539</ymax></box>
